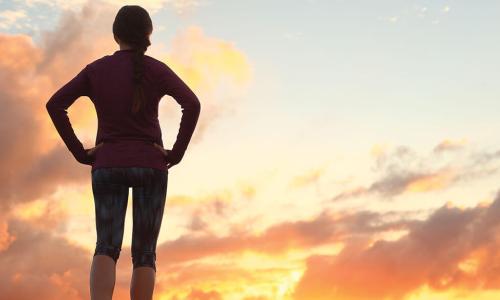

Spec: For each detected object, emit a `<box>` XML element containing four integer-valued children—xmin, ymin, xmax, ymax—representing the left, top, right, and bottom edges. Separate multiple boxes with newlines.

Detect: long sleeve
<box><xmin>46</xmin><ymin>64</ymin><xmax>93</xmax><ymax>165</ymax></box>
<box><xmin>158</xmin><ymin>62</ymin><xmax>201</xmax><ymax>164</ymax></box>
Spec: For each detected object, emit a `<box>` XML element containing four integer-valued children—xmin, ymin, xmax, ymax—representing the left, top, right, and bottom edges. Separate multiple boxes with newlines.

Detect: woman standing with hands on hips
<box><xmin>46</xmin><ymin>5</ymin><xmax>201</xmax><ymax>300</ymax></box>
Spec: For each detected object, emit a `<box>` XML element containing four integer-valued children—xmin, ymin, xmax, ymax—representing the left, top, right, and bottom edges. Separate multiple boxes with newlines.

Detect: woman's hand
<box><xmin>153</xmin><ymin>142</ymin><xmax>176</xmax><ymax>169</ymax></box>
<box><xmin>86</xmin><ymin>142</ymin><xmax>104</xmax><ymax>158</ymax></box>
<box><xmin>78</xmin><ymin>142</ymin><xmax>104</xmax><ymax>165</ymax></box>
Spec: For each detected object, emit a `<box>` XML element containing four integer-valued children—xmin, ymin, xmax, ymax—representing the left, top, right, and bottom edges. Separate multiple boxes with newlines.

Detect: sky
<box><xmin>1</xmin><ymin>0</ymin><xmax>500</xmax><ymax>299</ymax></box>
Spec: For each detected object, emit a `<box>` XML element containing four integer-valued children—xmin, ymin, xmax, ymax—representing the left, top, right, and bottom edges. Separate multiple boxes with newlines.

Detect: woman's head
<box><xmin>112</xmin><ymin>5</ymin><xmax>153</xmax><ymax>114</ymax></box>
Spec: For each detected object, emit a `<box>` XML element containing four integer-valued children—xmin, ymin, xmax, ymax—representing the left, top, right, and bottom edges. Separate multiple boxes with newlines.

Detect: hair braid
<box><xmin>112</xmin><ymin>5</ymin><xmax>153</xmax><ymax>115</ymax></box>
<box><xmin>130</xmin><ymin>42</ymin><xmax>149</xmax><ymax>114</ymax></box>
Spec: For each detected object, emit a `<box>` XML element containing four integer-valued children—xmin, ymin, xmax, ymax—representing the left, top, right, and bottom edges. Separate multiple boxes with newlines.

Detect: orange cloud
<box><xmin>3</xmin><ymin>2</ymin><xmax>500</xmax><ymax>300</ymax></box>
<box><xmin>0</xmin><ymin>218</ymin><xmax>90</xmax><ymax>299</ymax></box>
<box><xmin>405</xmin><ymin>168</ymin><xmax>458</xmax><ymax>193</ymax></box>
<box><xmin>290</xmin><ymin>166</ymin><xmax>326</xmax><ymax>188</ymax></box>
<box><xmin>0</xmin><ymin>32</ymin><xmax>90</xmax><ymax>212</ymax></box>
<box><xmin>433</xmin><ymin>138</ymin><xmax>468</xmax><ymax>153</ymax></box>
<box><xmin>158</xmin><ymin>25</ymin><xmax>253</xmax><ymax>144</ymax></box>
<box><xmin>295</xmin><ymin>189</ymin><xmax>500</xmax><ymax>300</ymax></box>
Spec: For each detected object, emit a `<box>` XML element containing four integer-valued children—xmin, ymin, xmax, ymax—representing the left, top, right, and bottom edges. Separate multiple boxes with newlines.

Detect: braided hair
<box><xmin>112</xmin><ymin>5</ymin><xmax>153</xmax><ymax>115</ymax></box>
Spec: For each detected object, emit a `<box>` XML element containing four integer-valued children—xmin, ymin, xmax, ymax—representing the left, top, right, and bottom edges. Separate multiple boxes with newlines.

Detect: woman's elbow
<box><xmin>46</xmin><ymin>100</ymin><xmax>56</xmax><ymax>114</ymax></box>
<box><xmin>186</xmin><ymin>94</ymin><xmax>201</xmax><ymax>113</ymax></box>
<box><xmin>192</xmin><ymin>96</ymin><xmax>201</xmax><ymax>112</ymax></box>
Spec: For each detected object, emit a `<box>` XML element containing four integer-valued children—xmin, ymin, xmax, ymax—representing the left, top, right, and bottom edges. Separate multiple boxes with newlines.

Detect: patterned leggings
<box><xmin>91</xmin><ymin>167</ymin><xmax>168</xmax><ymax>272</ymax></box>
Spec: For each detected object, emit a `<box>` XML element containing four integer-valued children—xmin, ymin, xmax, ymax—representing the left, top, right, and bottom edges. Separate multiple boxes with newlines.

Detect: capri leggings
<box><xmin>91</xmin><ymin>167</ymin><xmax>168</xmax><ymax>272</ymax></box>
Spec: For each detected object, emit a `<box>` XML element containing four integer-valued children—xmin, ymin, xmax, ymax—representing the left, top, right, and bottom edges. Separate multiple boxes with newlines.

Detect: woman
<box><xmin>45</xmin><ymin>5</ymin><xmax>201</xmax><ymax>300</ymax></box>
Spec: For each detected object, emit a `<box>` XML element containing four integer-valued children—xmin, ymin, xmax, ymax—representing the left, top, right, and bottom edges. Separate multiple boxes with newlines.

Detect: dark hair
<box><xmin>112</xmin><ymin>5</ymin><xmax>153</xmax><ymax>115</ymax></box>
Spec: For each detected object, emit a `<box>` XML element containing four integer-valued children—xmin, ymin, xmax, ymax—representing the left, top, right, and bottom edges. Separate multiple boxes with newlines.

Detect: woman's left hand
<box><xmin>86</xmin><ymin>142</ymin><xmax>104</xmax><ymax>157</ymax></box>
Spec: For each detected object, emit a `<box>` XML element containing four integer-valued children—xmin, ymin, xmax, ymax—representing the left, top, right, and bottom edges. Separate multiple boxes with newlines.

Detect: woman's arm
<box><xmin>46</xmin><ymin>64</ymin><xmax>94</xmax><ymax>165</ymax></box>
<box><xmin>158</xmin><ymin>62</ymin><xmax>201</xmax><ymax>166</ymax></box>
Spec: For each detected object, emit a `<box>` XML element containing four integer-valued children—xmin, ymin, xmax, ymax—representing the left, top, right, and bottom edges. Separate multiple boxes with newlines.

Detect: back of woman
<box><xmin>88</xmin><ymin>49</ymin><xmax>200</xmax><ymax>171</ymax></box>
<box><xmin>45</xmin><ymin>5</ymin><xmax>201</xmax><ymax>300</ymax></box>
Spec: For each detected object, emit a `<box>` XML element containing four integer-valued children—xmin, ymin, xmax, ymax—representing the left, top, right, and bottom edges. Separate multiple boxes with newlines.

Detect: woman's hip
<box><xmin>91</xmin><ymin>167</ymin><xmax>168</xmax><ymax>187</ymax></box>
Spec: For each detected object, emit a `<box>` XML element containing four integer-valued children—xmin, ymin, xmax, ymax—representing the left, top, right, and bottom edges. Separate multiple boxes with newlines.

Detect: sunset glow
<box><xmin>1</xmin><ymin>0</ymin><xmax>500</xmax><ymax>299</ymax></box>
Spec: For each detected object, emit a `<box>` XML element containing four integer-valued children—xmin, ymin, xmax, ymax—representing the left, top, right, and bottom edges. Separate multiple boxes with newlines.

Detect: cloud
<box><xmin>152</xmin><ymin>206</ymin><xmax>416</xmax><ymax>265</ymax></box>
<box><xmin>0</xmin><ymin>218</ymin><xmax>90</xmax><ymax>300</ymax></box>
<box><xmin>21</xmin><ymin>0</ymin><xmax>206</xmax><ymax>15</ymax></box>
<box><xmin>156</xmin><ymin>261</ymin><xmax>278</xmax><ymax>299</ymax></box>
<box><xmin>379</xmin><ymin>3</ymin><xmax>454</xmax><ymax>25</ymax></box>
<box><xmin>185</xmin><ymin>288</ymin><xmax>223</xmax><ymax>300</ymax></box>
<box><xmin>332</xmin><ymin>142</ymin><xmax>500</xmax><ymax>202</ymax></box>
<box><xmin>159</xmin><ymin>25</ymin><xmax>253</xmax><ymax>144</ymax></box>
<box><xmin>0</xmin><ymin>184</ymin><xmax>494</xmax><ymax>299</ymax></box>
<box><xmin>0</xmin><ymin>220</ymin><xmax>16</xmax><ymax>251</ymax></box>
<box><xmin>289</xmin><ymin>166</ymin><xmax>326</xmax><ymax>188</ymax></box>
<box><xmin>2</xmin><ymin>159</ymin><xmax>499</xmax><ymax>300</ymax></box>
<box><xmin>165</xmin><ymin>0</ymin><xmax>205</xmax><ymax>16</ymax></box>
<box><xmin>378</xmin><ymin>15</ymin><xmax>399</xmax><ymax>24</ymax></box>
<box><xmin>294</xmin><ymin>188</ymin><xmax>500</xmax><ymax>300</ymax></box>
<box><xmin>283</xmin><ymin>30</ymin><xmax>304</xmax><ymax>40</ymax></box>
<box><xmin>333</xmin><ymin>166</ymin><xmax>460</xmax><ymax>202</ymax></box>
<box><xmin>0</xmin><ymin>32</ymin><xmax>90</xmax><ymax>212</ymax></box>
<box><xmin>433</xmin><ymin>138</ymin><xmax>468</xmax><ymax>153</ymax></box>
<box><xmin>0</xmin><ymin>9</ymin><xmax>28</xmax><ymax>30</ymax></box>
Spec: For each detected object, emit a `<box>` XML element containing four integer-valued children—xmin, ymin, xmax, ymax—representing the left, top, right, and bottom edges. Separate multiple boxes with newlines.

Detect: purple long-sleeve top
<box><xmin>46</xmin><ymin>49</ymin><xmax>201</xmax><ymax>172</ymax></box>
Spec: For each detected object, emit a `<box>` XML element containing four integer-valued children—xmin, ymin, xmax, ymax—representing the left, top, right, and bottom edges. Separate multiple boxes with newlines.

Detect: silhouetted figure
<box><xmin>45</xmin><ymin>5</ymin><xmax>201</xmax><ymax>300</ymax></box>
